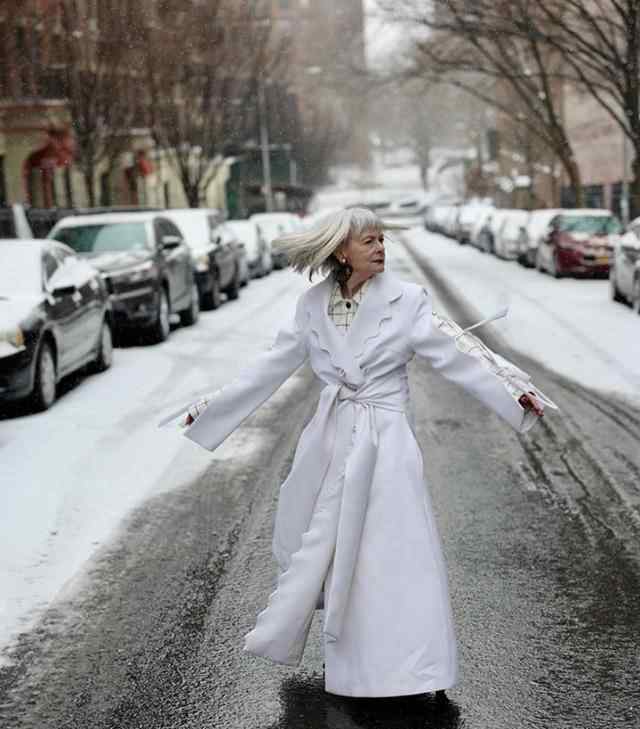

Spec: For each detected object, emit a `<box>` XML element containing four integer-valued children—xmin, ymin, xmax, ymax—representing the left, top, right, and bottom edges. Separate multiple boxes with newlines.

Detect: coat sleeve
<box><xmin>409</xmin><ymin>287</ymin><xmax>540</xmax><ymax>433</ymax></box>
<box><xmin>183</xmin><ymin>295</ymin><xmax>309</xmax><ymax>451</ymax></box>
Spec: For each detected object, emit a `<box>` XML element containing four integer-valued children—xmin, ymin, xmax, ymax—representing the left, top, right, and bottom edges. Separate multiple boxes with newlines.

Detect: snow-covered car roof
<box><xmin>250</xmin><ymin>212</ymin><xmax>299</xmax><ymax>222</ymax></box>
<box><xmin>1</xmin><ymin>237</ymin><xmax>77</xmax><ymax>255</ymax></box>
<box><xmin>50</xmin><ymin>211</ymin><xmax>162</xmax><ymax>229</ymax></box>
<box><xmin>556</xmin><ymin>209</ymin><xmax>615</xmax><ymax>217</ymax></box>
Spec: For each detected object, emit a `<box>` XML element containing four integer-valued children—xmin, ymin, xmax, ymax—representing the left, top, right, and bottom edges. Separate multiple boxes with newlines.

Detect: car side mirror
<box><xmin>51</xmin><ymin>283</ymin><xmax>77</xmax><ymax>298</ymax></box>
<box><xmin>161</xmin><ymin>234</ymin><xmax>182</xmax><ymax>249</ymax></box>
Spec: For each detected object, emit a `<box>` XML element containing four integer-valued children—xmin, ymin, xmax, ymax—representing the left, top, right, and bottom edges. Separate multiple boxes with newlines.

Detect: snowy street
<box><xmin>1</xmin><ymin>228</ymin><xmax>639</xmax><ymax>728</ymax></box>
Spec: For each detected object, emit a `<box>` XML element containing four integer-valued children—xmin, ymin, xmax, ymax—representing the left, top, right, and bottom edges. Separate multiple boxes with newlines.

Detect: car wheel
<box><xmin>90</xmin><ymin>319</ymin><xmax>114</xmax><ymax>373</ymax></box>
<box><xmin>609</xmin><ymin>268</ymin><xmax>624</xmax><ymax>302</ymax></box>
<box><xmin>149</xmin><ymin>287</ymin><xmax>171</xmax><ymax>343</ymax></box>
<box><xmin>632</xmin><ymin>276</ymin><xmax>640</xmax><ymax>314</ymax></box>
<box><xmin>550</xmin><ymin>252</ymin><xmax>563</xmax><ymax>278</ymax></box>
<box><xmin>225</xmin><ymin>267</ymin><xmax>240</xmax><ymax>300</ymax></box>
<box><xmin>536</xmin><ymin>248</ymin><xmax>545</xmax><ymax>273</ymax></box>
<box><xmin>202</xmin><ymin>275</ymin><xmax>222</xmax><ymax>310</ymax></box>
<box><xmin>180</xmin><ymin>281</ymin><xmax>200</xmax><ymax>326</ymax></box>
<box><xmin>32</xmin><ymin>340</ymin><xmax>57</xmax><ymax>411</ymax></box>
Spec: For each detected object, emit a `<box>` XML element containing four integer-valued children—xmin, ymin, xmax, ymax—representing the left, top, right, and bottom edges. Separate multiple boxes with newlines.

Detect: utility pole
<box><xmin>257</xmin><ymin>77</ymin><xmax>274</xmax><ymax>213</ymax></box>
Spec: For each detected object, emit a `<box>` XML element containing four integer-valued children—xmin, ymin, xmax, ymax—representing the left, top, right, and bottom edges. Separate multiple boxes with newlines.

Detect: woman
<box><xmin>171</xmin><ymin>207</ymin><xmax>551</xmax><ymax>699</ymax></box>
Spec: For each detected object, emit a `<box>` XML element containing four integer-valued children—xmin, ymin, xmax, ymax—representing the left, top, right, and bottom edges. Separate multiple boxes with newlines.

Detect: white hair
<box><xmin>272</xmin><ymin>207</ymin><xmax>407</xmax><ymax>281</ymax></box>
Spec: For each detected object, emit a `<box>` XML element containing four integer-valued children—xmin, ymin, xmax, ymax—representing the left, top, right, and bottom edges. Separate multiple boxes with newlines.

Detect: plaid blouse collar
<box><xmin>329</xmin><ymin>275</ymin><xmax>374</xmax><ymax>307</ymax></box>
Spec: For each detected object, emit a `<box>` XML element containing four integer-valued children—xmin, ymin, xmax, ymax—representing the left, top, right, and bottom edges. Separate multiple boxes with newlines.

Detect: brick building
<box><xmin>0</xmin><ymin>1</ymin><xmax>183</xmax><ymax>209</ymax></box>
<box><xmin>562</xmin><ymin>86</ymin><xmax>629</xmax><ymax>218</ymax></box>
<box><xmin>269</xmin><ymin>0</ymin><xmax>369</xmax><ymax>169</ymax></box>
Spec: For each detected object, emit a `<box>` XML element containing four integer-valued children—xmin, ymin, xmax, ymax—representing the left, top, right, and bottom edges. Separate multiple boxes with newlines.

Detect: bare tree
<box><xmin>145</xmin><ymin>0</ymin><xmax>281</xmax><ymax>208</ymax></box>
<box><xmin>379</xmin><ymin>0</ymin><xmax>584</xmax><ymax>205</ymax></box>
<box><xmin>529</xmin><ymin>1</ymin><xmax>640</xmax><ymax>216</ymax></box>
<box><xmin>56</xmin><ymin>0</ymin><xmax>145</xmax><ymax>206</ymax></box>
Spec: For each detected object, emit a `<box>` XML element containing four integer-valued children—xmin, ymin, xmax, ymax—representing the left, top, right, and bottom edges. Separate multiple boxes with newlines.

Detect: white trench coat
<box><xmin>181</xmin><ymin>269</ymin><xmax>543</xmax><ymax>697</ymax></box>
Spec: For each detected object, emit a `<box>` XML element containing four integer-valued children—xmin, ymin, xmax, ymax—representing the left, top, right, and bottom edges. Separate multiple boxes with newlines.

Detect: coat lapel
<box><xmin>305</xmin><ymin>270</ymin><xmax>403</xmax><ymax>384</ymax></box>
<box><xmin>347</xmin><ymin>270</ymin><xmax>403</xmax><ymax>360</ymax></box>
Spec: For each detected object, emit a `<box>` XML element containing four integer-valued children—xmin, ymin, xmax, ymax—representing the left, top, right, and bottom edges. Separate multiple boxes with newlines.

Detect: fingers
<box><xmin>518</xmin><ymin>393</ymin><xmax>544</xmax><ymax>417</ymax></box>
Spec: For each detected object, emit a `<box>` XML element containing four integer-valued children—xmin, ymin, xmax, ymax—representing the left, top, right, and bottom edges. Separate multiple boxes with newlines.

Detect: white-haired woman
<box><xmin>169</xmin><ymin>207</ymin><xmax>550</xmax><ymax>699</ymax></box>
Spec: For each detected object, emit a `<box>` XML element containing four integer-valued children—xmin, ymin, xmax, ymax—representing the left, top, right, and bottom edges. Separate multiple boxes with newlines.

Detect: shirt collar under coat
<box><xmin>304</xmin><ymin>269</ymin><xmax>404</xmax><ymax>388</ymax></box>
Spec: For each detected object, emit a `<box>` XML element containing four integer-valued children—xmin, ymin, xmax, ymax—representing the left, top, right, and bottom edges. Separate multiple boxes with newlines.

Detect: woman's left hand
<box><xmin>518</xmin><ymin>391</ymin><xmax>544</xmax><ymax>417</ymax></box>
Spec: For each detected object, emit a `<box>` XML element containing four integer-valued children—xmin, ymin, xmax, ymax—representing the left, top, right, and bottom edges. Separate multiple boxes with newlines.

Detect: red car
<box><xmin>536</xmin><ymin>210</ymin><xmax>622</xmax><ymax>277</ymax></box>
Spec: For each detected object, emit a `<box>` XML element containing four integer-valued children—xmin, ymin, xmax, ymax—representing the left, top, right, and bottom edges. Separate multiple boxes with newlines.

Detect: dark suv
<box><xmin>48</xmin><ymin>212</ymin><xmax>199</xmax><ymax>343</ymax></box>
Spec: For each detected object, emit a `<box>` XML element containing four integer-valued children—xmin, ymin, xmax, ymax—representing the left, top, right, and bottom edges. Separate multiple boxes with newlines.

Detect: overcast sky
<box><xmin>364</xmin><ymin>0</ymin><xmax>417</xmax><ymax>69</ymax></box>
<box><xmin>364</xmin><ymin>0</ymin><xmax>404</xmax><ymax>65</ymax></box>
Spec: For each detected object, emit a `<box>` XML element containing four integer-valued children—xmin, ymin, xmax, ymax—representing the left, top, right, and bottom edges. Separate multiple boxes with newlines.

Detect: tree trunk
<box><xmin>630</xmin><ymin>153</ymin><xmax>640</xmax><ymax>222</ymax></box>
<box><xmin>186</xmin><ymin>186</ymin><xmax>200</xmax><ymax>208</ymax></box>
<box><xmin>82</xmin><ymin>165</ymin><xmax>95</xmax><ymax>208</ymax></box>
<box><xmin>559</xmin><ymin>155</ymin><xmax>583</xmax><ymax>208</ymax></box>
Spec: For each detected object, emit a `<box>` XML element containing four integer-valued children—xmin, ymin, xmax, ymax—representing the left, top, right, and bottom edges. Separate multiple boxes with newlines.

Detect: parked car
<box><xmin>536</xmin><ymin>209</ymin><xmax>622</xmax><ymax>278</ymax></box>
<box><xmin>469</xmin><ymin>206</ymin><xmax>495</xmax><ymax>250</ymax></box>
<box><xmin>516</xmin><ymin>209</ymin><xmax>563</xmax><ymax>267</ymax></box>
<box><xmin>442</xmin><ymin>205</ymin><xmax>462</xmax><ymax>238</ymax></box>
<box><xmin>0</xmin><ymin>239</ymin><xmax>112</xmax><ymax>411</ymax></box>
<box><xmin>610</xmin><ymin>217</ymin><xmax>640</xmax><ymax>312</ymax></box>
<box><xmin>478</xmin><ymin>209</ymin><xmax>514</xmax><ymax>254</ymax></box>
<box><xmin>48</xmin><ymin>212</ymin><xmax>199</xmax><ymax>343</ymax></box>
<box><xmin>456</xmin><ymin>205</ymin><xmax>492</xmax><ymax>245</ymax></box>
<box><xmin>384</xmin><ymin>194</ymin><xmax>431</xmax><ymax>225</ymax></box>
<box><xmin>217</xmin><ymin>220</ymin><xmax>250</xmax><ymax>289</ymax></box>
<box><xmin>164</xmin><ymin>209</ymin><xmax>243</xmax><ymax>310</ymax></box>
<box><xmin>226</xmin><ymin>219</ymin><xmax>272</xmax><ymax>278</ymax></box>
<box><xmin>494</xmin><ymin>209</ymin><xmax>530</xmax><ymax>259</ymax></box>
<box><xmin>250</xmin><ymin>212</ymin><xmax>302</xmax><ymax>269</ymax></box>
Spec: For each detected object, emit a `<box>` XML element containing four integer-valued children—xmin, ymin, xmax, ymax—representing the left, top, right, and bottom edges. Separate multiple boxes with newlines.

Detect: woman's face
<box><xmin>339</xmin><ymin>228</ymin><xmax>385</xmax><ymax>277</ymax></box>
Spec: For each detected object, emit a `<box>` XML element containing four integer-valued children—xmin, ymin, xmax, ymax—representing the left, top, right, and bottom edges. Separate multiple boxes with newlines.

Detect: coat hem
<box><xmin>324</xmin><ymin>678</ymin><xmax>457</xmax><ymax>698</ymax></box>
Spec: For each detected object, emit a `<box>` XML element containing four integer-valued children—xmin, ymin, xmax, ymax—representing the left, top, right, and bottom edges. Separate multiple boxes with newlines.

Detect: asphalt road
<box><xmin>1</xmin><ymin>242</ymin><xmax>639</xmax><ymax>729</ymax></box>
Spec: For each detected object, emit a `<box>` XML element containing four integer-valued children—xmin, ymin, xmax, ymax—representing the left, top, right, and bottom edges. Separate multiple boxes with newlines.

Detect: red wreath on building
<box><xmin>23</xmin><ymin>127</ymin><xmax>76</xmax><ymax>207</ymax></box>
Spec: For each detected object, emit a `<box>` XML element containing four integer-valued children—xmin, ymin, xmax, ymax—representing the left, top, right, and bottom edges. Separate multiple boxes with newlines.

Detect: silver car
<box><xmin>610</xmin><ymin>218</ymin><xmax>640</xmax><ymax>312</ymax></box>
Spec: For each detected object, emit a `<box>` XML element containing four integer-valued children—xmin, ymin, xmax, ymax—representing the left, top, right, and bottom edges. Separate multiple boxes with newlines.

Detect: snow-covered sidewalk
<box><xmin>403</xmin><ymin>228</ymin><xmax>640</xmax><ymax>407</ymax></box>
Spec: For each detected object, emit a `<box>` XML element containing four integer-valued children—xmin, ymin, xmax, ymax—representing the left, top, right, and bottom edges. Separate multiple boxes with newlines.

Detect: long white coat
<box><xmin>182</xmin><ymin>269</ymin><xmax>542</xmax><ymax>697</ymax></box>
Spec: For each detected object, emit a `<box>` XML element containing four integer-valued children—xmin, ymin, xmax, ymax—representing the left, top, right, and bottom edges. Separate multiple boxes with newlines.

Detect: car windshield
<box><xmin>51</xmin><ymin>222</ymin><xmax>149</xmax><ymax>253</ymax></box>
<box><xmin>257</xmin><ymin>221</ymin><xmax>287</xmax><ymax>241</ymax></box>
<box><xmin>0</xmin><ymin>245</ymin><xmax>41</xmax><ymax>295</ymax></box>
<box><xmin>167</xmin><ymin>215</ymin><xmax>208</xmax><ymax>246</ymax></box>
<box><xmin>228</xmin><ymin>222</ymin><xmax>257</xmax><ymax>244</ymax></box>
<box><xmin>557</xmin><ymin>215</ymin><xmax>622</xmax><ymax>235</ymax></box>
<box><xmin>529</xmin><ymin>212</ymin><xmax>556</xmax><ymax>236</ymax></box>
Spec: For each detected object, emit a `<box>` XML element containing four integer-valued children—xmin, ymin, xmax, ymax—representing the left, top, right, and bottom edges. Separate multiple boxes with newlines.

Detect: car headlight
<box><xmin>194</xmin><ymin>253</ymin><xmax>210</xmax><ymax>273</ymax></box>
<box><xmin>111</xmin><ymin>261</ymin><xmax>157</xmax><ymax>284</ymax></box>
<box><xmin>0</xmin><ymin>327</ymin><xmax>26</xmax><ymax>358</ymax></box>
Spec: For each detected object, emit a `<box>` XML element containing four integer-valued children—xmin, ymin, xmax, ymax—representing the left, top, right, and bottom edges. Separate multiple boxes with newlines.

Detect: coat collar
<box><xmin>305</xmin><ymin>269</ymin><xmax>404</xmax><ymax>384</ymax></box>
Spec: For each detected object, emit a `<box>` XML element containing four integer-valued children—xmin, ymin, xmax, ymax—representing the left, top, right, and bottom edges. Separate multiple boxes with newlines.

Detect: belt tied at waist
<box><xmin>316</xmin><ymin>379</ymin><xmax>408</xmax><ymax>642</ymax></box>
